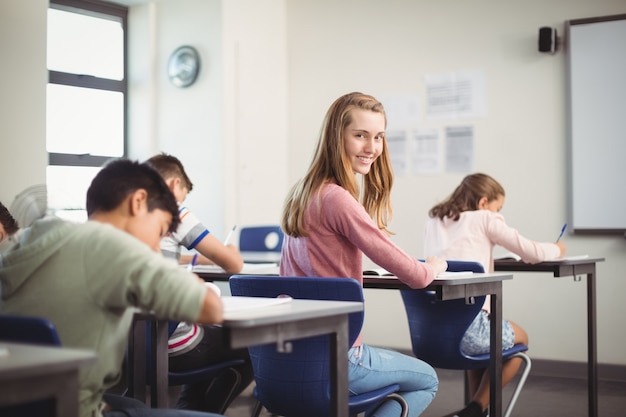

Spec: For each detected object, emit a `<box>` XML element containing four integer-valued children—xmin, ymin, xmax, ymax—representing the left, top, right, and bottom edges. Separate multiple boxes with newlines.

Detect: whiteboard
<box><xmin>566</xmin><ymin>14</ymin><xmax>626</xmax><ymax>233</ymax></box>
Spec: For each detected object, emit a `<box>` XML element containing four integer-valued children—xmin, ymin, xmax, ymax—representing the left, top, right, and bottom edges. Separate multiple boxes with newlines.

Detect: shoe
<box><xmin>442</xmin><ymin>402</ymin><xmax>483</xmax><ymax>417</ymax></box>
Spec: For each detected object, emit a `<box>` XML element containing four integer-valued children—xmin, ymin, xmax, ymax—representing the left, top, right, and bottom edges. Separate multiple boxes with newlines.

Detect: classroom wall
<box><xmin>127</xmin><ymin>0</ymin><xmax>227</xmax><ymax>237</ymax></box>
<box><xmin>1</xmin><ymin>0</ymin><xmax>625</xmax><ymax>366</ymax></box>
<box><xmin>0</xmin><ymin>0</ymin><xmax>48</xmax><ymax>205</ymax></box>
<box><xmin>283</xmin><ymin>0</ymin><xmax>626</xmax><ymax>365</ymax></box>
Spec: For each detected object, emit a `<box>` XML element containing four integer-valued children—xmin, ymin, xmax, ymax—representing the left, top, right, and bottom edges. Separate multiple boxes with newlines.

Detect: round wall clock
<box><xmin>167</xmin><ymin>45</ymin><xmax>201</xmax><ymax>88</ymax></box>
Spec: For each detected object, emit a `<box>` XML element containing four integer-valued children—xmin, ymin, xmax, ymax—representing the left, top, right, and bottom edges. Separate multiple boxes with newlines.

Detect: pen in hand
<box><xmin>187</xmin><ymin>253</ymin><xmax>198</xmax><ymax>272</ymax></box>
<box><xmin>556</xmin><ymin>223</ymin><xmax>567</xmax><ymax>242</ymax></box>
<box><xmin>223</xmin><ymin>225</ymin><xmax>237</xmax><ymax>246</ymax></box>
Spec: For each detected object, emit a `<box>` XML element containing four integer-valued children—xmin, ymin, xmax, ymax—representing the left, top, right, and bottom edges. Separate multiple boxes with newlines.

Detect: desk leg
<box><xmin>150</xmin><ymin>319</ymin><xmax>170</xmax><ymax>408</ymax></box>
<box><xmin>489</xmin><ymin>285</ymin><xmax>503</xmax><ymax>417</ymax></box>
<box><xmin>586</xmin><ymin>269</ymin><xmax>598</xmax><ymax>417</ymax></box>
<box><xmin>329</xmin><ymin>316</ymin><xmax>350</xmax><ymax>417</ymax></box>
<box><xmin>127</xmin><ymin>317</ymin><xmax>146</xmax><ymax>402</ymax></box>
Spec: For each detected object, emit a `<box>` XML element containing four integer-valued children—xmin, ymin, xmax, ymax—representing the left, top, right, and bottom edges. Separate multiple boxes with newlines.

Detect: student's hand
<box><xmin>556</xmin><ymin>241</ymin><xmax>567</xmax><ymax>257</ymax></box>
<box><xmin>425</xmin><ymin>256</ymin><xmax>448</xmax><ymax>275</ymax></box>
<box><xmin>197</xmin><ymin>285</ymin><xmax>223</xmax><ymax>324</ymax></box>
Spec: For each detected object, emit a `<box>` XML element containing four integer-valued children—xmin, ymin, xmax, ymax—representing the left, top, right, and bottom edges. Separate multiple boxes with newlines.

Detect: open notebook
<box><xmin>221</xmin><ymin>295</ymin><xmax>292</xmax><ymax>313</ymax></box>
<box><xmin>363</xmin><ymin>268</ymin><xmax>474</xmax><ymax>279</ymax></box>
<box><xmin>190</xmin><ymin>263</ymin><xmax>279</xmax><ymax>274</ymax></box>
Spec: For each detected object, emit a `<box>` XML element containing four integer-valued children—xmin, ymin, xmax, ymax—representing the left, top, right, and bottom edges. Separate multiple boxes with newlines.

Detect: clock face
<box><xmin>168</xmin><ymin>46</ymin><xmax>200</xmax><ymax>88</ymax></box>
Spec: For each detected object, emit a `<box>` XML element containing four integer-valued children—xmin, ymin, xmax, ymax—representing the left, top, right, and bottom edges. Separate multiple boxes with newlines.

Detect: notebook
<box><xmin>221</xmin><ymin>295</ymin><xmax>292</xmax><ymax>313</ymax></box>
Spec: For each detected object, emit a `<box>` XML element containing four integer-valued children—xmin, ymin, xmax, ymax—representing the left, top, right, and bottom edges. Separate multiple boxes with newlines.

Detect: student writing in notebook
<box><xmin>423</xmin><ymin>172</ymin><xmax>566</xmax><ymax>417</ymax></box>
<box><xmin>146</xmin><ymin>153</ymin><xmax>243</xmax><ymax>272</ymax></box>
<box><xmin>280</xmin><ymin>92</ymin><xmax>447</xmax><ymax>417</ymax></box>
<box><xmin>0</xmin><ymin>159</ymin><xmax>226</xmax><ymax>417</ymax></box>
<box><xmin>146</xmin><ymin>153</ymin><xmax>252</xmax><ymax>413</ymax></box>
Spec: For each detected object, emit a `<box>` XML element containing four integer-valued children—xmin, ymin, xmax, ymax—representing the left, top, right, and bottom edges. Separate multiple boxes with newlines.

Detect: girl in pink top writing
<box><xmin>423</xmin><ymin>173</ymin><xmax>566</xmax><ymax>417</ymax></box>
<box><xmin>280</xmin><ymin>92</ymin><xmax>447</xmax><ymax>417</ymax></box>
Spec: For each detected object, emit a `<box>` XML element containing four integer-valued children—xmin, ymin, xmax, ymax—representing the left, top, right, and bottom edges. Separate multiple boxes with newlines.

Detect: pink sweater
<box><xmin>280</xmin><ymin>183</ymin><xmax>435</xmax><ymax>346</ymax></box>
<box><xmin>423</xmin><ymin>210</ymin><xmax>561</xmax><ymax>312</ymax></box>
<box><xmin>423</xmin><ymin>210</ymin><xmax>561</xmax><ymax>273</ymax></box>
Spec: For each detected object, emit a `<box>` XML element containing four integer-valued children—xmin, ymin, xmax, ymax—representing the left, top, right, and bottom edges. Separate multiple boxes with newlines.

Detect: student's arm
<box><xmin>487</xmin><ymin>212</ymin><xmax>563</xmax><ymax>263</ymax></box>
<box><xmin>196</xmin><ymin>283</ymin><xmax>224</xmax><ymax>324</ymax></box>
<box><xmin>192</xmin><ymin>233</ymin><xmax>244</xmax><ymax>273</ymax></box>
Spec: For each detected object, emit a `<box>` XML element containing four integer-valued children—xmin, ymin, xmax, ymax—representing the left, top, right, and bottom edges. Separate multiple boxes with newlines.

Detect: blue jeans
<box><xmin>103</xmin><ymin>394</ymin><xmax>224</xmax><ymax>417</ymax></box>
<box><xmin>348</xmin><ymin>344</ymin><xmax>438</xmax><ymax>417</ymax></box>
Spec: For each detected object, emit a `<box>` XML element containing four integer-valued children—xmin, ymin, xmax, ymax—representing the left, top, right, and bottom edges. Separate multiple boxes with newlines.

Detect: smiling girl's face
<box><xmin>343</xmin><ymin>109</ymin><xmax>385</xmax><ymax>175</ymax></box>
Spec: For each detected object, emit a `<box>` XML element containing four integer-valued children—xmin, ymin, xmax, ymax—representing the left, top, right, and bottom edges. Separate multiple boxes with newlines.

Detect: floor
<box><xmin>221</xmin><ymin>367</ymin><xmax>626</xmax><ymax>417</ymax></box>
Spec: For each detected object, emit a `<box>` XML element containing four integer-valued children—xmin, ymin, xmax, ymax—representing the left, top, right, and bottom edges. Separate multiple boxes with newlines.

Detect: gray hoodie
<box><xmin>0</xmin><ymin>216</ymin><xmax>207</xmax><ymax>417</ymax></box>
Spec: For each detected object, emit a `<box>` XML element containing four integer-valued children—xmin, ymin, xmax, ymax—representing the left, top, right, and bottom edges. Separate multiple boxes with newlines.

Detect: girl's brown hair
<box><xmin>429</xmin><ymin>173</ymin><xmax>505</xmax><ymax>221</ymax></box>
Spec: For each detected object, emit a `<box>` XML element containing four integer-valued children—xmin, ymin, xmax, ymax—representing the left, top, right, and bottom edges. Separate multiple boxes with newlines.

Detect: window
<box><xmin>47</xmin><ymin>0</ymin><xmax>127</xmax><ymax>220</ymax></box>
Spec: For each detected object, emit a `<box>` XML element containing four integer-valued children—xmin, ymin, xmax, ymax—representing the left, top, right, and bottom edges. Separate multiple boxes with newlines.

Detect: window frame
<box><xmin>48</xmin><ymin>0</ymin><xmax>128</xmax><ymax>168</ymax></box>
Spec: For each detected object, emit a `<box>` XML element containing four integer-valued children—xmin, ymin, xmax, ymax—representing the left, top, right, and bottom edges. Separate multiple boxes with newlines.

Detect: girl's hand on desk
<box><xmin>425</xmin><ymin>256</ymin><xmax>447</xmax><ymax>275</ymax></box>
<box><xmin>556</xmin><ymin>241</ymin><xmax>567</xmax><ymax>257</ymax></box>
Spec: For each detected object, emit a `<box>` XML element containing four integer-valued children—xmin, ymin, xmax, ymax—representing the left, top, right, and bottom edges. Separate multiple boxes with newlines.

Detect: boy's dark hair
<box><xmin>0</xmin><ymin>202</ymin><xmax>19</xmax><ymax>235</ymax></box>
<box><xmin>146</xmin><ymin>153</ymin><xmax>194</xmax><ymax>192</ymax></box>
<box><xmin>86</xmin><ymin>158</ymin><xmax>181</xmax><ymax>233</ymax></box>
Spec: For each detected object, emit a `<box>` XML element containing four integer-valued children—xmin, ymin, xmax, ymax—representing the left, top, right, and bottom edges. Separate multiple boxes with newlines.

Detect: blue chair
<box><xmin>400</xmin><ymin>260</ymin><xmax>531</xmax><ymax>417</ymax></box>
<box><xmin>0</xmin><ymin>314</ymin><xmax>61</xmax><ymax>346</ymax></box>
<box><xmin>238</xmin><ymin>225</ymin><xmax>284</xmax><ymax>252</ymax></box>
<box><xmin>0</xmin><ymin>314</ymin><xmax>62</xmax><ymax>416</ymax></box>
<box><xmin>229</xmin><ymin>275</ymin><xmax>409</xmax><ymax>417</ymax></box>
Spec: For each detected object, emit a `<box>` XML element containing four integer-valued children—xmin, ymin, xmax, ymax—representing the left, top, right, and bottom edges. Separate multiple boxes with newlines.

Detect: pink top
<box><xmin>423</xmin><ymin>210</ymin><xmax>561</xmax><ymax>311</ymax></box>
<box><xmin>423</xmin><ymin>210</ymin><xmax>561</xmax><ymax>273</ymax></box>
<box><xmin>281</xmin><ymin>183</ymin><xmax>436</xmax><ymax>346</ymax></box>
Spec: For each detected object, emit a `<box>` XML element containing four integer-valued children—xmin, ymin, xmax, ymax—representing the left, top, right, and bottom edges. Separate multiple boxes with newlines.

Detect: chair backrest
<box><xmin>400</xmin><ymin>260</ymin><xmax>486</xmax><ymax>369</ymax></box>
<box><xmin>229</xmin><ymin>275</ymin><xmax>364</xmax><ymax>417</ymax></box>
<box><xmin>238</xmin><ymin>225</ymin><xmax>284</xmax><ymax>252</ymax></box>
<box><xmin>0</xmin><ymin>314</ymin><xmax>62</xmax><ymax>346</ymax></box>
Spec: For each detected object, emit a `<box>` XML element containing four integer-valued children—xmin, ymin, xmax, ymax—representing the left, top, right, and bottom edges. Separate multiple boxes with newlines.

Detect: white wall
<box><xmin>127</xmin><ymin>0</ymin><xmax>227</xmax><ymax>237</ymax></box>
<box><xmin>0</xmin><ymin>0</ymin><xmax>48</xmax><ymax>205</ymax></box>
<box><xmin>127</xmin><ymin>0</ymin><xmax>289</xmax><ymax>240</ymax></box>
<box><xmin>284</xmin><ymin>0</ymin><xmax>626</xmax><ymax>365</ymax></box>
<box><xmin>221</xmin><ymin>0</ymin><xmax>289</xmax><ymax>231</ymax></box>
<box><xmin>1</xmin><ymin>0</ymin><xmax>624</xmax><ymax>366</ymax></box>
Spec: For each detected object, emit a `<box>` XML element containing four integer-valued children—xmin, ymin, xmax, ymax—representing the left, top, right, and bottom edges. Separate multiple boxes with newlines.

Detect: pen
<box><xmin>556</xmin><ymin>223</ymin><xmax>567</xmax><ymax>242</ymax></box>
<box><xmin>224</xmin><ymin>225</ymin><xmax>237</xmax><ymax>246</ymax></box>
<box><xmin>187</xmin><ymin>253</ymin><xmax>198</xmax><ymax>272</ymax></box>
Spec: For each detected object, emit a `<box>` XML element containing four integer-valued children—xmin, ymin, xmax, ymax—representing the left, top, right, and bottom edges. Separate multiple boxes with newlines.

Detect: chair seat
<box><xmin>463</xmin><ymin>343</ymin><xmax>529</xmax><ymax>366</ymax></box>
<box><xmin>168</xmin><ymin>358</ymin><xmax>246</xmax><ymax>385</ymax></box>
<box><xmin>251</xmin><ymin>383</ymin><xmax>405</xmax><ymax>416</ymax></box>
<box><xmin>349</xmin><ymin>383</ymin><xmax>402</xmax><ymax>412</ymax></box>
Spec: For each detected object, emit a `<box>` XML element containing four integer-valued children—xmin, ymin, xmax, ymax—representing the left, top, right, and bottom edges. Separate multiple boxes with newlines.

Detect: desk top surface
<box><xmin>494</xmin><ymin>257</ymin><xmax>605</xmax><ymax>274</ymax></box>
<box><xmin>0</xmin><ymin>342</ymin><xmax>96</xmax><ymax>379</ymax></box>
<box><xmin>222</xmin><ymin>297</ymin><xmax>363</xmax><ymax>327</ymax></box>
<box><xmin>363</xmin><ymin>272</ymin><xmax>513</xmax><ymax>289</ymax></box>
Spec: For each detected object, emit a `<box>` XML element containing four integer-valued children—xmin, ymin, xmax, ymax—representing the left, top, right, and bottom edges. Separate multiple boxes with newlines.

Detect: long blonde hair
<box><xmin>281</xmin><ymin>92</ymin><xmax>394</xmax><ymax>237</ymax></box>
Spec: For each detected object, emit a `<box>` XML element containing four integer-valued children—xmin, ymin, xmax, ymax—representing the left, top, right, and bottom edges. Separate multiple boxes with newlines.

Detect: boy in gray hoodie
<box><xmin>0</xmin><ymin>159</ymin><xmax>226</xmax><ymax>417</ymax></box>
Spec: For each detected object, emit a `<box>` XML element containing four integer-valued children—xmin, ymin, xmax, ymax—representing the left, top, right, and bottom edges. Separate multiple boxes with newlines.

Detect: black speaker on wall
<box><xmin>539</xmin><ymin>27</ymin><xmax>558</xmax><ymax>53</ymax></box>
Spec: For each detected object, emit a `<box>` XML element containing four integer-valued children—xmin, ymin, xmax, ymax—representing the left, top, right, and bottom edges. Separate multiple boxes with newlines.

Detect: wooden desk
<box><xmin>494</xmin><ymin>257</ymin><xmax>605</xmax><ymax>417</ymax></box>
<box><xmin>0</xmin><ymin>342</ymin><xmax>95</xmax><ymax>417</ymax></box>
<box><xmin>363</xmin><ymin>272</ymin><xmax>513</xmax><ymax>417</ymax></box>
<box><xmin>128</xmin><ymin>298</ymin><xmax>363</xmax><ymax>417</ymax></box>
